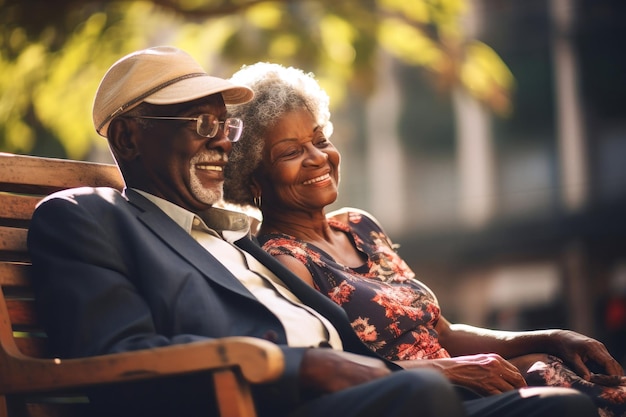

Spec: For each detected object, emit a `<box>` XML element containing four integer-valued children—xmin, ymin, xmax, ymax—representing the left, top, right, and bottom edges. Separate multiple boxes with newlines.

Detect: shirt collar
<box><xmin>132</xmin><ymin>189</ymin><xmax>251</xmax><ymax>242</ymax></box>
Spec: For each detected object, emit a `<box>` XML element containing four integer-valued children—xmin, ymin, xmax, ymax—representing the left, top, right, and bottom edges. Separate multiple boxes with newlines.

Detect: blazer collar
<box><xmin>124</xmin><ymin>189</ymin><xmax>256</xmax><ymax>298</ymax></box>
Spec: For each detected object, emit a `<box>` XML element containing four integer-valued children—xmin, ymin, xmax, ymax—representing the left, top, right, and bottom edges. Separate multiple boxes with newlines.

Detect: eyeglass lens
<box><xmin>197</xmin><ymin>114</ymin><xmax>243</xmax><ymax>142</ymax></box>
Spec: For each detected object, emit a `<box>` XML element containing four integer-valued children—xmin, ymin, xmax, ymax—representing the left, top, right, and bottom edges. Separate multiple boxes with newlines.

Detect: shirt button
<box><xmin>193</xmin><ymin>218</ymin><xmax>201</xmax><ymax>227</ymax></box>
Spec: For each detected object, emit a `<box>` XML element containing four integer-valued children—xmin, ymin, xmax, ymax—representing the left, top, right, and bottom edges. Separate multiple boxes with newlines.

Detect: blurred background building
<box><xmin>331</xmin><ymin>0</ymin><xmax>626</xmax><ymax>366</ymax></box>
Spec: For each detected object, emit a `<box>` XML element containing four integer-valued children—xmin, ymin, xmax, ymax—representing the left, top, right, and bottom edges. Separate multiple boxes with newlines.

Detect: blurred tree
<box><xmin>0</xmin><ymin>0</ymin><xmax>513</xmax><ymax>160</ymax></box>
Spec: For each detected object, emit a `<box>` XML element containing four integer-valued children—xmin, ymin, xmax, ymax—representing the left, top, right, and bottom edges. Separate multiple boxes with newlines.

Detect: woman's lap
<box><xmin>512</xmin><ymin>353</ymin><xmax>626</xmax><ymax>417</ymax></box>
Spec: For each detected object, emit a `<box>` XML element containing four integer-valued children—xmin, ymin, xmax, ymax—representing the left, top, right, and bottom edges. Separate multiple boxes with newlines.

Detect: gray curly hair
<box><xmin>223</xmin><ymin>62</ymin><xmax>333</xmax><ymax>207</ymax></box>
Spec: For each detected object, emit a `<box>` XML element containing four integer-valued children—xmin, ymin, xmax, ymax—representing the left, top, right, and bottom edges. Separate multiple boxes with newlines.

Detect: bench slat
<box><xmin>6</xmin><ymin>299</ymin><xmax>38</xmax><ymax>328</ymax></box>
<box><xmin>0</xmin><ymin>227</ymin><xmax>28</xmax><ymax>254</ymax></box>
<box><xmin>0</xmin><ymin>153</ymin><xmax>124</xmax><ymax>193</ymax></box>
<box><xmin>0</xmin><ymin>195</ymin><xmax>40</xmax><ymax>223</ymax></box>
<box><xmin>14</xmin><ymin>335</ymin><xmax>47</xmax><ymax>358</ymax></box>
<box><xmin>0</xmin><ymin>263</ymin><xmax>30</xmax><ymax>287</ymax></box>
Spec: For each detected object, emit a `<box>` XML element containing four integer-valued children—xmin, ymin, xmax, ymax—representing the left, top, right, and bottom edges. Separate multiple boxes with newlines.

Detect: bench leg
<box><xmin>213</xmin><ymin>369</ymin><xmax>258</xmax><ymax>417</ymax></box>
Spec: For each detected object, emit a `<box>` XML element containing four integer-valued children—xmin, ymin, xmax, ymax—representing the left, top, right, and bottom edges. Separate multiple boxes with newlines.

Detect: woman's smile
<box><xmin>303</xmin><ymin>173</ymin><xmax>332</xmax><ymax>186</ymax></box>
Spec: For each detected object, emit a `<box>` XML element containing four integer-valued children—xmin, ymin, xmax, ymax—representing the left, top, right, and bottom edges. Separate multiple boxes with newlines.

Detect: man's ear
<box><xmin>108</xmin><ymin>118</ymin><xmax>140</xmax><ymax>162</ymax></box>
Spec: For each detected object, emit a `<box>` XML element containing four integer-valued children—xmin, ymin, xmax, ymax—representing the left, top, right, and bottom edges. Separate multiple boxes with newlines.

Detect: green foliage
<box><xmin>0</xmin><ymin>0</ymin><xmax>514</xmax><ymax>160</ymax></box>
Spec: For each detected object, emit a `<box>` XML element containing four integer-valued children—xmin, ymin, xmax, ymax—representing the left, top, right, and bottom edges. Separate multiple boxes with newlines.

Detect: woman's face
<box><xmin>256</xmin><ymin>108</ymin><xmax>340</xmax><ymax>212</ymax></box>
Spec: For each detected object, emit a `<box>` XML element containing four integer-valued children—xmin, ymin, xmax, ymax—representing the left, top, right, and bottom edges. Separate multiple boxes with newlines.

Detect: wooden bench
<box><xmin>0</xmin><ymin>152</ymin><xmax>284</xmax><ymax>417</ymax></box>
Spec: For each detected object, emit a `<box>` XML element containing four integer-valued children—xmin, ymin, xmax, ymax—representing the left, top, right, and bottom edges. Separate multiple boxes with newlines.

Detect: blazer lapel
<box><xmin>125</xmin><ymin>190</ymin><xmax>256</xmax><ymax>299</ymax></box>
<box><xmin>235</xmin><ymin>239</ymin><xmax>347</xmax><ymax>319</ymax></box>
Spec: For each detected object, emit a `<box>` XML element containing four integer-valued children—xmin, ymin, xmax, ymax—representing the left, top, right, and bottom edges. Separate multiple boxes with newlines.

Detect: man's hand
<box><xmin>299</xmin><ymin>349</ymin><xmax>391</xmax><ymax>394</ymax></box>
<box><xmin>399</xmin><ymin>353</ymin><xmax>527</xmax><ymax>396</ymax></box>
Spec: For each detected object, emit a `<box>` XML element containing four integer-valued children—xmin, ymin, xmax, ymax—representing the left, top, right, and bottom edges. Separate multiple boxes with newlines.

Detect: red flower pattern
<box><xmin>329</xmin><ymin>281</ymin><xmax>355</xmax><ymax>305</ymax></box>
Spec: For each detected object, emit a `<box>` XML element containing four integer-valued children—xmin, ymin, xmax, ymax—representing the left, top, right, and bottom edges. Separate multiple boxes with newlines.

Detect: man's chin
<box><xmin>190</xmin><ymin>175</ymin><xmax>223</xmax><ymax>206</ymax></box>
<box><xmin>192</xmin><ymin>189</ymin><xmax>222</xmax><ymax>206</ymax></box>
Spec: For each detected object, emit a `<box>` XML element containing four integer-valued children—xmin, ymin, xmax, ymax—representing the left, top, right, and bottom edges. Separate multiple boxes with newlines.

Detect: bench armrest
<box><xmin>0</xmin><ymin>336</ymin><xmax>283</xmax><ymax>392</ymax></box>
<box><xmin>0</xmin><ymin>336</ymin><xmax>284</xmax><ymax>417</ymax></box>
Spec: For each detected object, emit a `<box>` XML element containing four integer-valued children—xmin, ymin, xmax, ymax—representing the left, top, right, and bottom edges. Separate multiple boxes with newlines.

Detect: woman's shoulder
<box><xmin>258</xmin><ymin>231</ymin><xmax>313</xmax><ymax>256</ymax></box>
<box><xmin>258</xmin><ymin>231</ymin><xmax>296</xmax><ymax>247</ymax></box>
<box><xmin>327</xmin><ymin>207</ymin><xmax>386</xmax><ymax>232</ymax></box>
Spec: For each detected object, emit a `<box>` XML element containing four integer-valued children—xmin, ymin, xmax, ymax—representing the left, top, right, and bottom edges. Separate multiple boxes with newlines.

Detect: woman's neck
<box><xmin>260</xmin><ymin>207</ymin><xmax>367</xmax><ymax>268</ymax></box>
<box><xmin>260</xmin><ymin>208</ymin><xmax>333</xmax><ymax>242</ymax></box>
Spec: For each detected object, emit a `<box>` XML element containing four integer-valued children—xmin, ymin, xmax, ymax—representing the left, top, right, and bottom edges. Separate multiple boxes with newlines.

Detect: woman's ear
<box><xmin>108</xmin><ymin>117</ymin><xmax>141</xmax><ymax>162</ymax></box>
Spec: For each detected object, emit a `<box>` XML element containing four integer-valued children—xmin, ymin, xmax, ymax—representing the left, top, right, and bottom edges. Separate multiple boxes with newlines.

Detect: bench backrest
<box><xmin>0</xmin><ymin>152</ymin><xmax>124</xmax><ymax>416</ymax></box>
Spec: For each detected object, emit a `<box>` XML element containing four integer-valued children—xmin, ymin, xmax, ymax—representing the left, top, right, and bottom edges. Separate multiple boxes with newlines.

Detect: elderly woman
<box><xmin>223</xmin><ymin>62</ymin><xmax>626</xmax><ymax>415</ymax></box>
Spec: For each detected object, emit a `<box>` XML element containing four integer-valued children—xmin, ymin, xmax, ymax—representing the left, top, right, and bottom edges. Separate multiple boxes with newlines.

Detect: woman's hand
<box><xmin>299</xmin><ymin>349</ymin><xmax>392</xmax><ymax>394</ymax></box>
<box><xmin>549</xmin><ymin>330</ymin><xmax>624</xmax><ymax>382</ymax></box>
<box><xmin>399</xmin><ymin>353</ymin><xmax>527</xmax><ymax>396</ymax></box>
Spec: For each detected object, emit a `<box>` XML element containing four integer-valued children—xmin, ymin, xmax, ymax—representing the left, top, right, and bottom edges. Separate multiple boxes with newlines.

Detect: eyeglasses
<box><xmin>132</xmin><ymin>114</ymin><xmax>244</xmax><ymax>142</ymax></box>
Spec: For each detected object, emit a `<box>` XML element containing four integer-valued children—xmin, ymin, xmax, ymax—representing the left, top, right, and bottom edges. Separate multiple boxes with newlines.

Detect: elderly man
<box><xmin>27</xmin><ymin>46</ymin><xmax>597</xmax><ymax>417</ymax></box>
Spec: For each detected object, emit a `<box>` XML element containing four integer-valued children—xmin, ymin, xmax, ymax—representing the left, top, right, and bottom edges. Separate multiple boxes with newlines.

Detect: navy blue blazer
<box><xmin>28</xmin><ymin>187</ymin><xmax>390</xmax><ymax>415</ymax></box>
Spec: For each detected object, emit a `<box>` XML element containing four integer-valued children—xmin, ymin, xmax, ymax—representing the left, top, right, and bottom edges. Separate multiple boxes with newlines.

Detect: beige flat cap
<box><xmin>93</xmin><ymin>46</ymin><xmax>253</xmax><ymax>137</ymax></box>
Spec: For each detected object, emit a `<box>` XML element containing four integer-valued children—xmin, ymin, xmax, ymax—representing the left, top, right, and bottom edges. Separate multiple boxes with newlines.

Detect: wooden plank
<box><xmin>214</xmin><ymin>369</ymin><xmax>257</xmax><ymax>417</ymax></box>
<box><xmin>0</xmin><ymin>228</ymin><xmax>27</xmax><ymax>253</ymax></box>
<box><xmin>0</xmin><ymin>336</ymin><xmax>284</xmax><ymax>395</ymax></box>
<box><xmin>0</xmin><ymin>153</ymin><xmax>124</xmax><ymax>193</ymax></box>
<box><xmin>0</xmin><ymin>263</ymin><xmax>30</xmax><ymax>287</ymax></box>
<box><xmin>0</xmin><ymin>195</ymin><xmax>40</xmax><ymax>222</ymax></box>
<box><xmin>6</xmin><ymin>300</ymin><xmax>38</xmax><ymax>328</ymax></box>
<box><xmin>14</xmin><ymin>336</ymin><xmax>47</xmax><ymax>358</ymax></box>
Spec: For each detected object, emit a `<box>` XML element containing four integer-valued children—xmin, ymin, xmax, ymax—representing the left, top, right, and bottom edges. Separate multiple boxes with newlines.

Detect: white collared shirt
<box><xmin>132</xmin><ymin>190</ymin><xmax>343</xmax><ymax>350</ymax></box>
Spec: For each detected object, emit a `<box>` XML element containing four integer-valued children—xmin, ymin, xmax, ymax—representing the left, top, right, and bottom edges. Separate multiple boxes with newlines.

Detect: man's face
<box><xmin>129</xmin><ymin>94</ymin><xmax>233</xmax><ymax>212</ymax></box>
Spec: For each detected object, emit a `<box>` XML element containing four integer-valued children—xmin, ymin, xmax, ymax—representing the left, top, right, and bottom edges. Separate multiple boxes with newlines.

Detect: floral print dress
<box><xmin>260</xmin><ymin>209</ymin><xmax>626</xmax><ymax>417</ymax></box>
<box><xmin>259</xmin><ymin>210</ymin><xmax>450</xmax><ymax>361</ymax></box>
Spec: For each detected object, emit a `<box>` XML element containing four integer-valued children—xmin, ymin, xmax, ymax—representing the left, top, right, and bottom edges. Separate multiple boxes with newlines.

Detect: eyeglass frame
<box><xmin>130</xmin><ymin>114</ymin><xmax>244</xmax><ymax>142</ymax></box>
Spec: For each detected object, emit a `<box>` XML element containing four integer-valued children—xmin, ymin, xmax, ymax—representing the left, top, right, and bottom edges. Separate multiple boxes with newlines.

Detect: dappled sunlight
<box><xmin>0</xmin><ymin>0</ymin><xmax>514</xmax><ymax>160</ymax></box>
<box><xmin>461</xmin><ymin>41</ymin><xmax>515</xmax><ymax>116</ymax></box>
